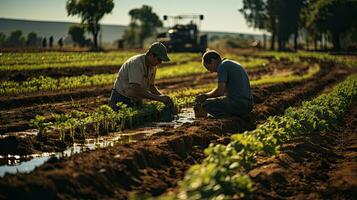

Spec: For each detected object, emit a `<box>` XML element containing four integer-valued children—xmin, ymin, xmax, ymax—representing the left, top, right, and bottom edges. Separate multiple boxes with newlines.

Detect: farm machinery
<box><xmin>157</xmin><ymin>14</ymin><xmax>207</xmax><ymax>53</ymax></box>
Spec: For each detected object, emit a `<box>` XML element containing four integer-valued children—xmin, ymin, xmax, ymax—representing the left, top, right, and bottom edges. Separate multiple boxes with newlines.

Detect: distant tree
<box><xmin>307</xmin><ymin>0</ymin><xmax>357</xmax><ymax>51</ymax></box>
<box><xmin>66</xmin><ymin>0</ymin><xmax>114</xmax><ymax>50</ymax></box>
<box><xmin>0</xmin><ymin>32</ymin><xmax>6</xmax><ymax>46</ymax></box>
<box><xmin>42</xmin><ymin>37</ymin><xmax>47</xmax><ymax>48</ymax></box>
<box><xmin>240</xmin><ymin>0</ymin><xmax>276</xmax><ymax>50</ymax></box>
<box><xmin>126</xmin><ymin>5</ymin><xmax>163</xmax><ymax>48</ymax></box>
<box><xmin>6</xmin><ymin>30</ymin><xmax>25</xmax><ymax>47</ymax></box>
<box><xmin>301</xmin><ymin>0</ymin><xmax>321</xmax><ymax>50</ymax></box>
<box><xmin>68</xmin><ymin>25</ymin><xmax>87</xmax><ymax>47</ymax></box>
<box><xmin>49</xmin><ymin>36</ymin><xmax>54</xmax><ymax>48</ymax></box>
<box><xmin>26</xmin><ymin>32</ymin><xmax>39</xmax><ymax>46</ymax></box>
<box><xmin>58</xmin><ymin>38</ymin><xmax>64</xmax><ymax>48</ymax></box>
<box><xmin>240</xmin><ymin>0</ymin><xmax>305</xmax><ymax>51</ymax></box>
<box><xmin>122</xmin><ymin>22</ymin><xmax>141</xmax><ymax>48</ymax></box>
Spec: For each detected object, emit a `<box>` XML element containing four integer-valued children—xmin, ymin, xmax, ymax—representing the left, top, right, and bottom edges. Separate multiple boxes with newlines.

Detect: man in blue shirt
<box><xmin>195</xmin><ymin>50</ymin><xmax>253</xmax><ymax>118</ymax></box>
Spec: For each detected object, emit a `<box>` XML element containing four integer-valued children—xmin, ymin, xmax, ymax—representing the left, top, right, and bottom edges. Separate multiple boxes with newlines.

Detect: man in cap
<box><xmin>195</xmin><ymin>50</ymin><xmax>253</xmax><ymax>118</ymax></box>
<box><xmin>109</xmin><ymin>42</ymin><xmax>173</xmax><ymax>111</ymax></box>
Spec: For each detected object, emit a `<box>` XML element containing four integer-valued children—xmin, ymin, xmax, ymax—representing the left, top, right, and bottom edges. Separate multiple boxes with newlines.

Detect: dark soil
<box><xmin>250</xmin><ymin>103</ymin><xmax>357</xmax><ymax>200</ymax></box>
<box><xmin>0</xmin><ymin>60</ymin><xmax>195</xmax><ymax>82</ymax></box>
<box><xmin>0</xmin><ymin>61</ymin><xmax>352</xmax><ymax>199</ymax></box>
<box><xmin>0</xmin><ymin>60</ymin><xmax>309</xmax><ymax>134</ymax></box>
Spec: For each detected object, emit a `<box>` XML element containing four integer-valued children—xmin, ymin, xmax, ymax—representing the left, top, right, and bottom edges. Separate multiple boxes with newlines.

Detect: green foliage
<box><xmin>258</xmin><ymin>51</ymin><xmax>357</xmax><ymax>68</ymax></box>
<box><xmin>66</xmin><ymin>0</ymin><xmax>114</xmax><ymax>49</ymax></box>
<box><xmin>68</xmin><ymin>25</ymin><xmax>88</xmax><ymax>47</ymax></box>
<box><xmin>123</xmin><ymin>5</ymin><xmax>162</xmax><ymax>48</ymax></box>
<box><xmin>26</xmin><ymin>32</ymin><xmax>40</xmax><ymax>47</ymax></box>
<box><xmin>29</xmin><ymin>115</ymin><xmax>49</xmax><ymax>138</ymax></box>
<box><xmin>0</xmin><ymin>52</ymin><xmax>198</xmax><ymax>71</ymax></box>
<box><xmin>0</xmin><ymin>32</ymin><xmax>6</xmax><ymax>46</ymax></box>
<box><xmin>2</xmin><ymin>30</ymin><xmax>25</xmax><ymax>47</ymax></box>
<box><xmin>306</xmin><ymin>0</ymin><xmax>357</xmax><ymax>50</ymax></box>
<box><xmin>149</xmin><ymin>74</ymin><xmax>357</xmax><ymax>199</ymax></box>
<box><xmin>156</xmin><ymin>62</ymin><xmax>207</xmax><ymax>79</ymax></box>
<box><xmin>0</xmin><ymin>59</ymin><xmax>317</xmax><ymax>95</ymax></box>
<box><xmin>240</xmin><ymin>0</ymin><xmax>305</xmax><ymax>50</ymax></box>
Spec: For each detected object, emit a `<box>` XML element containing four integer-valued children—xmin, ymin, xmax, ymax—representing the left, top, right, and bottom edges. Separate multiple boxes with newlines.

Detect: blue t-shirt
<box><xmin>217</xmin><ymin>59</ymin><xmax>252</xmax><ymax>102</ymax></box>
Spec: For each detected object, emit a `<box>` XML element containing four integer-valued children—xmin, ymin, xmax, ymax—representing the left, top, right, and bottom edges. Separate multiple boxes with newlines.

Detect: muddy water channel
<box><xmin>0</xmin><ymin>108</ymin><xmax>195</xmax><ymax>177</ymax></box>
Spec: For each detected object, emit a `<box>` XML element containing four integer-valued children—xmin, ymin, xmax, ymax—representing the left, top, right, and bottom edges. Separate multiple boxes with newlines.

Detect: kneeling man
<box><xmin>109</xmin><ymin>42</ymin><xmax>173</xmax><ymax>111</ymax></box>
<box><xmin>195</xmin><ymin>50</ymin><xmax>253</xmax><ymax>118</ymax></box>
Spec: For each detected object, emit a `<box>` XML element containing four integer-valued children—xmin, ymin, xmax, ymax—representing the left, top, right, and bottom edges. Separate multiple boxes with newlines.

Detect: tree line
<box><xmin>66</xmin><ymin>1</ymin><xmax>161</xmax><ymax>50</ymax></box>
<box><xmin>240</xmin><ymin>0</ymin><xmax>357</xmax><ymax>51</ymax></box>
<box><xmin>0</xmin><ymin>30</ymin><xmax>64</xmax><ymax>48</ymax></box>
<box><xmin>2</xmin><ymin>0</ymin><xmax>355</xmax><ymax>51</ymax></box>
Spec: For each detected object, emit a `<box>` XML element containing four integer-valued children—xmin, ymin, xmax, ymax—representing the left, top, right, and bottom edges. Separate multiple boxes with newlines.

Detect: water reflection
<box><xmin>0</xmin><ymin>108</ymin><xmax>195</xmax><ymax>176</ymax></box>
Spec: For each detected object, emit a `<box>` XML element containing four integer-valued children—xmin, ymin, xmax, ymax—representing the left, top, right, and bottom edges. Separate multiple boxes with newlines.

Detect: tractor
<box><xmin>157</xmin><ymin>14</ymin><xmax>207</xmax><ymax>53</ymax></box>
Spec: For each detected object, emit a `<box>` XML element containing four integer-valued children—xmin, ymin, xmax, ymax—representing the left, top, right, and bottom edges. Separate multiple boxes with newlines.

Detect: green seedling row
<box><xmin>30</xmin><ymin>102</ymin><xmax>169</xmax><ymax>142</ymax></box>
<box><xmin>0</xmin><ymin>52</ymin><xmax>201</xmax><ymax>71</ymax></box>
<box><xmin>258</xmin><ymin>51</ymin><xmax>357</xmax><ymax>68</ymax></box>
<box><xmin>0</xmin><ymin>57</ymin><xmax>271</xmax><ymax>95</ymax></box>
<box><xmin>223</xmin><ymin>54</ymin><xmax>270</xmax><ymax>69</ymax></box>
<box><xmin>148</xmin><ymin>74</ymin><xmax>357</xmax><ymax>200</ymax></box>
<box><xmin>28</xmin><ymin>63</ymin><xmax>320</xmax><ymax>145</ymax></box>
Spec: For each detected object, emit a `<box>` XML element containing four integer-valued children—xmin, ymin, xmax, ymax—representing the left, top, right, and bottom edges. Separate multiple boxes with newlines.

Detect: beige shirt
<box><xmin>113</xmin><ymin>54</ymin><xmax>157</xmax><ymax>99</ymax></box>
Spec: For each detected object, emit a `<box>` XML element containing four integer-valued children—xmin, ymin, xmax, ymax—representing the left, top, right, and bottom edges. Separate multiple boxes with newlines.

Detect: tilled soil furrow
<box><xmin>0</xmin><ymin>64</ymin><xmax>311</xmax><ymax>134</ymax></box>
<box><xmin>0</xmin><ymin>63</ymin><xmax>305</xmax><ymax>110</ymax></box>
<box><xmin>250</xmin><ymin>103</ymin><xmax>357</xmax><ymax>200</ymax></box>
<box><xmin>0</xmin><ymin>60</ymin><xmax>193</xmax><ymax>82</ymax></box>
<box><xmin>0</xmin><ymin>62</ymin><xmax>351</xmax><ymax>199</ymax></box>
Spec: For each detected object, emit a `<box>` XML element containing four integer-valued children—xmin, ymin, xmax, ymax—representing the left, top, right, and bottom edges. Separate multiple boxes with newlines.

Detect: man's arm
<box><xmin>126</xmin><ymin>83</ymin><xmax>172</xmax><ymax>105</ymax></box>
<box><xmin>149</xmin><ymin>84</ymin><xmax>162</xmax><ymax>96</ymax></box>
<box><xmin>126</xmin><ymin>83</ymin><xmax>162</xmax><ymax>101</ymax></box>
<box><xmin>196</xmin><ymin>82</ymin><xmax>226</xmax><ymax>103</ymax></box>
<box><xmin>206</xmin><ymin>82</ymin><xmax>226</xmax><ymax>98</ymax></box>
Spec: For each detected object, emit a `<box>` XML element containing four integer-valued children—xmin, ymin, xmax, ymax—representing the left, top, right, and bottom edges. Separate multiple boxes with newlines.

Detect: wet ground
<box><xmin>250</xmin><ymin>103</ymin><xmax>357</xmax><ymax>200</ymax></box>
<box><xmin>0</xmin><ymin>108</ymin><xmax>195</xmax><ymax>176</ymax></box>
<box><xmin>0</xmin><ymin>60</ymin><xmax>353</xmax><ymax>199</ymax></box>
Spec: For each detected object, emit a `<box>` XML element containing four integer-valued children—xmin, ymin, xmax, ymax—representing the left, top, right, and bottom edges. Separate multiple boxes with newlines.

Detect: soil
<box><xmin>0</xmin><ymin>60</ymin><xmax>353</xmax><ymax>199</ymax></box>
<box><xmin>0</xmin><ymin>60</ymin><xmax>309</xmax><ymax>134</ymax></box>
<box><xmin>0</xmin><ymin>59</ymin><xmax>197</xmax><ymax>82</ymax></box>
<box><xmin>250</xmin><ymin>102</ymin><xmax>357</xmax><ymax>200</ymax></box>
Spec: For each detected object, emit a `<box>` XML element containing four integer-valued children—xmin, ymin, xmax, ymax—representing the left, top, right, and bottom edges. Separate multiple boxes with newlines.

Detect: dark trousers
<box><xmin>202</xmin><ymin>97</ymin><xmax>253</xmax><ymax>118</ymax></box>
<box><xmin>108</xmin><ymin>89</ymin><xmax>142</xmax><ymax>111</ymax></box>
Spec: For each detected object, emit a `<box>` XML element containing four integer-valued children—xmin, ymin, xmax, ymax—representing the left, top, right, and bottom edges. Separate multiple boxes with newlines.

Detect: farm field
<box><xmin>0</xmin><ymin>50</ymin><xmax>356</xmax><ymax>199</ymax></box>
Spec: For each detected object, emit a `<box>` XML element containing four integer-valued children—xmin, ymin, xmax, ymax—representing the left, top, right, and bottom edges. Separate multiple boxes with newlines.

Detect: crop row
<box><xmin>0</xmin><ymin>52</ymin><xmax>201</xmax><ymax>70</ymax></box>
<box><xmin>149</xmin><ymin>74</ymin><xmax>357</xmax><ymax>200</ymax></box>
<box><xmin>29</xmin><ymin>82</ymin><xmax>214</xmax><ymax>142</ymax></box>
<box><xmin>29</xmin><ymin>85</ymin><xmax>212</xmax><ymax>141</ymax></box>
<box><xmin>0</xmin><ymin>61</ymin><xmax>205</xmax><ymax>95</ymax></box>
<box><xmin>29</xmin><ymin>65</ymin><xmax>320</xmax><ymax>144</ymax></box>
<box><xmin>258</xmin><ymin>51</ymin><xmax>357</xmax><ymax>68</ymax></box>
<box><xmin>0</xmin><ymin>57</ymin><xmax>272</xmax><ymax>95</ymax></box>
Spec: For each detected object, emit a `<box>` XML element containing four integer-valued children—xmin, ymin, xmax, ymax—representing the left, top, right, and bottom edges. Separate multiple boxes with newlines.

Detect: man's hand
<box><xmin>160</xmin><ymin>95</ymin><xmax>174</xmax><ymax>106</ymax></box>
<box><xmin>195</xmin><ymin>94</ymin><xmax>208</xmax><ymax>103</ymax></box>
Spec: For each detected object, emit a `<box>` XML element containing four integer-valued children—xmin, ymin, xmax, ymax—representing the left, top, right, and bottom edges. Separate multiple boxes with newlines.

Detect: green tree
<box><xmin>307</xmin><ymin>0</ymin><xmax>357</xmax><ymax>50</ymax></box>
<box><xmin>240</xmin><ymin>0</ymin><xmax>278</xmax><ymax>50</ymax></box>
<box><xmin>7</xmin><ymin>30</ymin><xmax>25</xmax><ymax>47</ymax></box>
<box><xmin>125</xmin><ymin>5</ymin><xmax>163</xmax><ymax>48</ymax></box>
<box><xmin>66</xmin><ymin>0</ymin><xmax>114</xmax><ymax>50</ymax></box>
<box><xmin>122</xmin><ymin>22</ymin><xmax>140</xmax><ymax>48</ymax></box>
<box><xmin>68</xmin><ymin>25</ymin><xmax>87</xmax><ymax>47</ymax></box>
<box><xmin>240</xmin><ymin>0</ymin><xmax>305</xmax><ymax>51</ymax></box>
<box><xmin>26</xmin><ymin>32</ymin><xmax>39</xmax><ymax>46</ymax></box>
<box><xmin>301</xmin><ymin>0</ymin><xmax>321</xmax><ymax>50</ymax></box>
<box><xmin>0</xmin><ymin>32</ymin><xmax>6</xmax><ymax>46</ymax></box>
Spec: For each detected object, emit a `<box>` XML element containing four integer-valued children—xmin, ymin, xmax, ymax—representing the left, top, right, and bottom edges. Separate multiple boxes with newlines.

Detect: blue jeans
<box><xmin>202</xmin><ymin>97</ymin><xmax>253</xmax><ymax>118</ymax></box>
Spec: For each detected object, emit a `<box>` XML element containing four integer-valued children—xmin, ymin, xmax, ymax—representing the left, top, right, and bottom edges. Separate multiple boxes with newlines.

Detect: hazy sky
<box><xmin>0</xmin><ymin>0</ymin><xmax>264</xmax><ymax>34</ymax></box>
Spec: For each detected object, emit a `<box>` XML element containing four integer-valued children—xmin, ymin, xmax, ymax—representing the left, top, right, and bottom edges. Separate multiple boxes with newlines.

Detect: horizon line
<box><xmin>0</xmin><ymin>17</ymin><xmax>264</xmax><ymax>36</ymax></box>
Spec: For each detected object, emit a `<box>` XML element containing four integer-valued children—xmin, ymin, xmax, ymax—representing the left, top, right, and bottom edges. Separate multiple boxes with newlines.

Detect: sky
<box><xmin>0</xmin><ymin>0</ymin><xmax>264</xmax><ymax>35</ymax></box>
